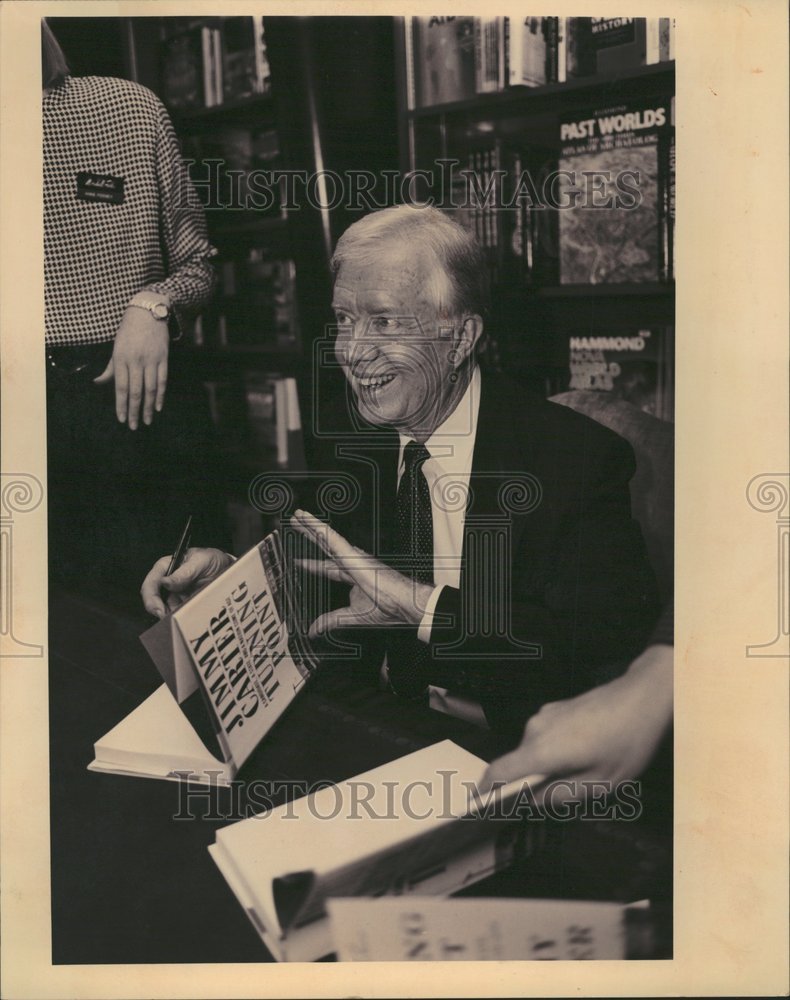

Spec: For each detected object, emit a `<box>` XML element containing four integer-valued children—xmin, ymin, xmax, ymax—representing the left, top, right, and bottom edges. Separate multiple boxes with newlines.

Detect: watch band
<box><xmin>129</xmin><ymin>294</ymin><xmax>170</xmax><ymax>321</ymax></box>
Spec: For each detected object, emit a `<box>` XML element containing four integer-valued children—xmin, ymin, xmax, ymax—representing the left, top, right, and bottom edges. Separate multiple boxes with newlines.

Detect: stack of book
<box><xmin>207</xmin><ymin>740</ymin><xmax>532</xmax><ymax>961</ymax></box>
<box><xmin>161</xmin><ymin>16</ymin><xmax>271</xmax><ymax>111</ymax></box>
<box><xmin>407</xmin><ymin>16</ymin><xmax>675</xmax><ymax>108</ymax></box>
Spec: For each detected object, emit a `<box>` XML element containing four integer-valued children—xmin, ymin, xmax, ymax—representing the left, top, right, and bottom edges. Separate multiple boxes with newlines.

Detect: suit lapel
<box><xmin>338</xmin><ymin>423</ymin><xmax>400</xmax><ymax>557</ymax></box>
<box><xmin>466</xmin><ymin>373</ymin><xmax>536</xmax><ymax>567</ymax></box>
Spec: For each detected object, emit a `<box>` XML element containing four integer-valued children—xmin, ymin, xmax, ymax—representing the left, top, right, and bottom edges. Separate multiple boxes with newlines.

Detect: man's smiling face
<box><xmin>332</xmin><ymin>244</ymin><xmax>457</xmax><ymax>437</ymax></box>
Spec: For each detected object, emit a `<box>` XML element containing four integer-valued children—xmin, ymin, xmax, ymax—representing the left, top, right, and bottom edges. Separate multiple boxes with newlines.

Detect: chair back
<box><xmin>551</xmin><ymin>391</ymin><xmax>674</xmax><ymax>606</ymax></box>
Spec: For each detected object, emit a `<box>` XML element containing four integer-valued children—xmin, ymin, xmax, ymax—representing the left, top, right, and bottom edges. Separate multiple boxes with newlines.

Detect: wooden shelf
<box><xmin>209</xmin><ymin>213</ymin><xmax>289</xmax><ymax>244</ymax></box>
<box><xmin>407</xmin><ymin>61</ymin><xmax>674</xmax><ymax>119</ymax></box>
<box><xmin>533</xmin><ymin>282</ymin><xmax>675</xmax><ymax>300</ymax></box>
<box><xmin>183</xmin><ymin>344</ymin><xmax>303</xmax><ymax>372</ymax></box>
<box><xmin>171</xmin><ymin>92</ymin><xmax>275</xmax><ymax>130</ymax></box>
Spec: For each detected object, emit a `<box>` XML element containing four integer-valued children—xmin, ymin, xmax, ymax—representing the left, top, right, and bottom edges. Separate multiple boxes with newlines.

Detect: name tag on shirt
<box><xmin>76</xmin><ymin>171</ymin><xmax>125</xmax><ymax>205</ymax></box>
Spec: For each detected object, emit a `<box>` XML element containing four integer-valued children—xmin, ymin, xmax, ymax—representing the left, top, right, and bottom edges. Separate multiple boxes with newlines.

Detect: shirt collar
<box><xmin>398</xmin><ymin>365</ymin><xmax>481</xmax><ymax>472</ymax></box>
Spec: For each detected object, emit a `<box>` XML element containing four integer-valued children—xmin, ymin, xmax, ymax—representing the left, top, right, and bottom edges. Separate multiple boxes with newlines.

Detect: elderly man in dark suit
<box><xmin>143</xmin><ymin>205</ymin><xmax>659</xmax><ymax>733</ymax></box>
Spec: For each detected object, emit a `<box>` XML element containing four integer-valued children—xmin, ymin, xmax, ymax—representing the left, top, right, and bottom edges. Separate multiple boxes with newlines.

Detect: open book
<box><xmin>208</xmin><ymin>740</ymin><xmax>540</xmax><ymax>961</ymax></box>
<box><xmin>89</xmin><ymin>532</ymin><xmax>318</xmax><ymax>785</ymax></box>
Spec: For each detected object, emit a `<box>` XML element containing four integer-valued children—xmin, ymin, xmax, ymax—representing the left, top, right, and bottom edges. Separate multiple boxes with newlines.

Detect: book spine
<box><xmin>201</xmin><ymin>26</ymin><xmax>213</xmax><ymax>107</ymax></box>
<box><xmin>284</xmin><ymin>377</ymin><xmax>307</xmax><ymax>473</ymax></box>
<box><xmin>413</xmin><ymin>17</ymin><xmax>427</xmax><ymax>107</ymax></box>
<box><xmin>658</xmin><ymin>17</ymin><xmax>672</xmax><ymax>62</ymax></box>
<box><xmin>510</xmin><ymin>17</ymin><xmax>548</xmax><ymax>87</ymax></box>
<box><xmin>474</xmin><ymin>19</ymin><xmax>483</xmax><ymax>93</ymax></box>
<box><xmin>566</xmin><ymin>17</ymin><xmax>594</xmax><ymax>78</ymax></box>
<box><xmin>404</xmin><ymin>16</ymin><xmax>416</xmax><ymax>110</ymax></box>
<box><xmin>483</xmin><ymin>150</ymin><xmax>494</xmax><ymax>249</ymax></box>
<box><xmin>660</xmin><ymin>96</ymin><xmax>675</xmax><ymax>284</ymax></box>
<box><xmin>667</xmin><ymin>130</ymin><xmax>675</xmax><ymax>282</ymax></box>
<box><xmin>213</xmin><ymin>27</ymin><xmax>224</xmax><ymax>105</ymax></box>
<box><xmin>496</xmin><ymin>17</ymin><xmax>507</xmax><ymax>90</ymax></box>
<box><xmin>556</xmin><ymin>16</ymin><xmax>567</xmax><ymax>82</ymax></box>
<box><xmin>646</xmin><ymin>18</ymin><xmax>660</xmax><ymax>64</ymax></box>
<box><xmin>659</xmin><ymin>132</ymin><xmax>669</xmax><ymax>283</ymax></box>
<box><xmin>593</xmin><ymin>17</ymin><xmax>648</xmax><ymax>75</ymax></box>
<box><xmin>475</xmin><ymin>18</ymin><xmax>500</xmax><ymax>93</ymax></box>
<box><xmin>274</xmin><ymin>377</ymin><xmax>288</xmax><ymax>466</ymax></box>
<box><xmin>253</xmin><ymin>17</ymin><xmax>269</xmax><ymax>93</ymax></box>
<box><xmin>544</xmin><ymin>17</ymin><xmax>559</xmax><ymax>84</ymax></box>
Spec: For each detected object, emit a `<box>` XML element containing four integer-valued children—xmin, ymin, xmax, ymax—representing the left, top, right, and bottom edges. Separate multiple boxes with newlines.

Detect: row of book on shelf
<box><xmin>407</xmin><ymin>16</ymin><xmax>675</xmax><ymax>108</ymax></box>
<box><xmin>182</xmin><ymin>102</ymin><xmax>675</xmax><ymax>292</ymax></box>
<box><xmin>89</xmin><ymin>528</ymin><xmax>662</xmax><ymax>961</ymax></box>
<box><xmin>177</xmin><ymin>100</ymin><xmax>674</xmax><ymax>291</ymax></box>
<box><xmin>161</xmin><ymin>15</ymin><xmax>270</xmax><ymax>110</ymax></box>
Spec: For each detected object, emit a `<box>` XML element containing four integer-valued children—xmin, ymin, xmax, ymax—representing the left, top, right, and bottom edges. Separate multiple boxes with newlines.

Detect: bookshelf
<box><xmin>117</xmin><ymin>15</ymin><xmax>400</xmax><ymax>550</ymax></box>
<box><xmin>395</xmin><ymin>17</ymin><xmax>676</xmax><ymax>418</ymax></box>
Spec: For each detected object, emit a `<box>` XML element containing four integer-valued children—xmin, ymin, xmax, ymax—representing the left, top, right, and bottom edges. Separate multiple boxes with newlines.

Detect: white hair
<box><xmin>330</xmin><ymin>204</ymin><xmax>489</xmax><ymax>317</ymax></box>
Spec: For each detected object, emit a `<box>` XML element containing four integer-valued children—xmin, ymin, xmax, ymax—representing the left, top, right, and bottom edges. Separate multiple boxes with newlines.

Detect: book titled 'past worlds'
<box><xmin>89</xmin><ymin>532</ymin><xmax>318</xmax><ymax>784</ymax></box>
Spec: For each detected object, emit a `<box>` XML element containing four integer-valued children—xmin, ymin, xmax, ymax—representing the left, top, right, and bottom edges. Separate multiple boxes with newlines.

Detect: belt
<box><xmin>46</xmin><ymin>343</ymin><xmax>114</xmax><ymax>381</ymax></box>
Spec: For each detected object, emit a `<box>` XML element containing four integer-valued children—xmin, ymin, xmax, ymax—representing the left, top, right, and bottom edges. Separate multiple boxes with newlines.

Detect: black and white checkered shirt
<box><xmin>43</xmin><ymin>75</ymin><xmax>216</xmax><ymax>346</ymax></box>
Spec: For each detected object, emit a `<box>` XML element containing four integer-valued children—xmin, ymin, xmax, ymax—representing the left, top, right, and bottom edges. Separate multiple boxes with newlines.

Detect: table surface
<box><xmin>48</xmin><ymin>588</ymin><xmax>672</xmax><ymax>964</ymax></box>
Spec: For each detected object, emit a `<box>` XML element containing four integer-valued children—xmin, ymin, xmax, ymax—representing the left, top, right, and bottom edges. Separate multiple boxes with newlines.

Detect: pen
<box><xmin>165</xmin><ymin>514</ymin><xmax>193</xmax><ymax>577</ymax></box>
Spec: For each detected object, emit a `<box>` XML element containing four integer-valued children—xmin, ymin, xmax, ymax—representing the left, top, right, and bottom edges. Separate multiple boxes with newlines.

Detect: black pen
<box><xmin>165</xmin><ymin>514</ymin><xmax>193</xmax><ymax>576</ymax></box>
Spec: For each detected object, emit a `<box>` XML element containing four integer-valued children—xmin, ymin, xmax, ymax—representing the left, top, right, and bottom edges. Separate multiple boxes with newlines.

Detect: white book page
<box><xmin>214</xmin><ymin>741</ymin><xmax>488</xmax><ymax>924</ymax></box>
<box><xmin>93</xmin><ymin>684</ymin><xmax>226</xmax><ymax>776</ymax></box>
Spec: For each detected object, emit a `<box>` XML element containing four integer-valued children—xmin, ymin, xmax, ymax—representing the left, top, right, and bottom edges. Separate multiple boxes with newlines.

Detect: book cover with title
<box><xmin>412</xmin><ymin>16</ymin><xmax>476</xmax><ymax>107</ymax></box>
<box><xmin>557</xmin><ymin>98</ymin><xmax>673</xmax><ymax>284</ymax></box>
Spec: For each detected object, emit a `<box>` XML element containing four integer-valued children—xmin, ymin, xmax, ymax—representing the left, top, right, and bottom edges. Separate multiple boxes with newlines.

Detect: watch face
<box><xmin>152</xmin><ymin>302</ymin><xmax>169</xmax><ymax>320</ymax></box>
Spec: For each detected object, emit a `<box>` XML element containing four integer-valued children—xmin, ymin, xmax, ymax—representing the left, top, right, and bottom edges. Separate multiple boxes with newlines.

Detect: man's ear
<box><xmin>452</xmin><ymin>314</ymin><xmax>484</xmax><ymax>365</ymax></box>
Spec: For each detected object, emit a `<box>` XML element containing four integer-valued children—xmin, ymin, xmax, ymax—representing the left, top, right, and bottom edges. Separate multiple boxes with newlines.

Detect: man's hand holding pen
<box><xmin>141</xmin><ymin>547</ymin><xmax>234</xmax><ymax>619</ymax></box>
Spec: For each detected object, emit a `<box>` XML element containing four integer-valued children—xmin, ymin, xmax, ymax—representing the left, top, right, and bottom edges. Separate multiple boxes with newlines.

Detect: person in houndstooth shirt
<box><xmin>43</xmin><ymin>20</ymin><xmax>225</xmax><ymax>606</ymax></box>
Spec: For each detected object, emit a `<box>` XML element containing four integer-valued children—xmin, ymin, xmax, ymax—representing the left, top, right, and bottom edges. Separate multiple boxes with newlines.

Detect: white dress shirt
<box><xmin>393</xmin><ymin>366</ymin><xmax>488</xmax><ymax>726</ymax></box>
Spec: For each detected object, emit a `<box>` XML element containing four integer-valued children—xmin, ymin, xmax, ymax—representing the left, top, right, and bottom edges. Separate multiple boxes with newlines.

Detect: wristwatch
<box><xmin>129</xmin><ymin>293</ymin><xmax>171</xmax><ymax>321</ymax></box>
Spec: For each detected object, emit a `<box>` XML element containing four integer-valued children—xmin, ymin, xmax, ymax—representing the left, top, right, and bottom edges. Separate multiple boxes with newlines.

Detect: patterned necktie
<box><xmin>387</xmin><ymin>441</ymin><xmax>433</xmax><ymax>698</ymax></box>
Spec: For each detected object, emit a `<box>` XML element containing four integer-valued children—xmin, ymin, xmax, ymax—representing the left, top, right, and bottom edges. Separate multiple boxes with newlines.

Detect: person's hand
<box><xmin>479</xmin><ymin>643</ymin><xmax>673</xmax><ymax>802</ymax></box>
<box><xmin>140</xmin><ymin>547</ymin><xmax>234</xmax><ymax>618</ymax></box>
<box><xmin>290</xmin><ymin>509</ymin><xmax>434</xmax><ymax>639</ymax></box>
<box><xmin>94</xmin><ymin>305</ymin><xmax>169</xmax><ymax>430</ymax></box>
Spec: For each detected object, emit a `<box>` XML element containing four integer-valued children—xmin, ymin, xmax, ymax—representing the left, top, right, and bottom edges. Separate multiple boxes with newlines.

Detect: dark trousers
<box><xmin>46</xmin><ymin>343</ymin><xmax>228</xmax><ymax>613</ymax></box>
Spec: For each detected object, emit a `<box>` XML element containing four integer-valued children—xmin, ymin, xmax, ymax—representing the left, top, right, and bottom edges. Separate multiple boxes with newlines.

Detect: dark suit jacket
<box><xmin>311</xmin><ymin>371</ymin><xmax>660</xmax><ymax>733</ymax></box>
